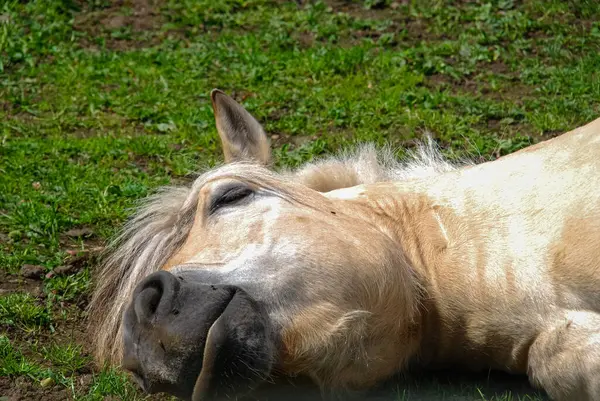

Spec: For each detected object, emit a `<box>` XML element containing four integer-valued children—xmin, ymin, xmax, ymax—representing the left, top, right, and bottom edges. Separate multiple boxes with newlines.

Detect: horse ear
<box><xmin>210</xmin><ymin>89</ymin><xmax>271</xmax><ymax>165</ymax></box>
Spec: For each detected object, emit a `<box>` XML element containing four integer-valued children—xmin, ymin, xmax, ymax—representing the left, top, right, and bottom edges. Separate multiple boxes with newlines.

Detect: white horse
<box><xmin>89</xmin><ymin>89</ymin><xmax>600</xmax><ymax>401</ymax></box>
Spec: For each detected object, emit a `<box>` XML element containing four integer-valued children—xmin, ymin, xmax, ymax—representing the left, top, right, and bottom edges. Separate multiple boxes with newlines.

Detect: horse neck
<box><xmin>337</xmin><ymin>185</ymin><xmax>464</xmax><ymax>364</ymax></box>
<box><xmin>333</xmin><ymin>183</ymin><xmax>448</xmax><ymax>277</ymax></box>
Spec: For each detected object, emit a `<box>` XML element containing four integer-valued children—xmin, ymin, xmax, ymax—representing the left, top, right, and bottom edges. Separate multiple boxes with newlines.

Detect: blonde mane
<box><xmin>88</xmin><ymin>137</ymin><xmax>465</xmax><ymax>367</ymax></box>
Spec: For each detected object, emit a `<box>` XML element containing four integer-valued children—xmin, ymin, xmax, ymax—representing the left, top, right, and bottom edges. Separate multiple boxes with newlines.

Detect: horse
<box><xmin>88</xmin><ymin>89</ymin><xmax>600</xmax><ymax>401</ymax></box>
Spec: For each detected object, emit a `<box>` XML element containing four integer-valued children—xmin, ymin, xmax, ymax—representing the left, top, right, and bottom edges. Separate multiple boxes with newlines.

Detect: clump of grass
<box><xmin>0</xmin><ymin>293</ymin><xmax>52</xmax><ymax>332</ymax></box>
<box><xmin>40</xmin><ymin>343</ymin><xmax>90</xmax><ymax>375</ymax></box>
<box><xmin>45</xmin><ymin>268</ymin><xmax>91</xmax><ymax>302</ymax></box>
<box><xmin>78</xmin><ymin>367</ymin><xmax>151</xmax><ymax>401</ymax></box>
<box><xmin>0</xmin><ymin>335</ymin><xmax>43</xmax><ymax>378</ymax></box>
<box><xmin>1</xmin><ymin>336</ymin><xmax>84</xmax><ymax>395</ymax></box>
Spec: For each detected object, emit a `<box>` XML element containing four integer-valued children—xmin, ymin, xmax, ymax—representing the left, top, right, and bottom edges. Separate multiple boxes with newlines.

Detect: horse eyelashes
<box><xmin>209</xmin><ymin>186</ymin><xmax>254</xmax><ymax>214</ymax></box>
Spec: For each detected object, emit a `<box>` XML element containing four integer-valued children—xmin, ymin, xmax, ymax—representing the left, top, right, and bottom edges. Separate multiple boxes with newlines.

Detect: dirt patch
<box><xmin>269</xmin><ymin>132</ymin><xmax>322</xmax><ymax>149</ymax></box>
<box><xmin>0</xmin><ymin>270</ymin><xmax>44</xmax><ymax>298</ymax></box>
<box><xmin>540</xmin><ymin>129</ymin><xmax>563</xmax><ymax>140</ymax></box>
<box><xmin>323</xmin><ymin>0</ymin><xmax>451</xmax><ymax>45</ymax></box>
<box><xmin>69</xmin><ymin>112</ymin><xmax>148</xmax><ymax>139</ymax></box>
<box><xmin>487</xmin><ymin>60</ymin><xmax>510</xmax><ymax>75</ymax></box>
<box><xmin>324</xmin><ymin>0</ymin><xmax>404</xmax><ymax>21</ymax></box>
<box><xmin>0</xmin><ymin>376</ymin><xmax>74</xmax><ymax>401</ymax></box>
<box><xmin>74</xmin><ymin>0</ymin><xmax>167</xmax><ymax>50</ymax></box>
<box><xmin>59</xmin><ymin>232</ymin><xmax>105</xmax><ymax>259</ymax></box>
<box><xmin>424</xmin><ymin>60</ymin><xmax>534</xmax><ymax>104</ymax></box>
<box><xmin>293</xmin><ymin>31</ymin><xmax>316</xmax><ymax>48</ymax></box>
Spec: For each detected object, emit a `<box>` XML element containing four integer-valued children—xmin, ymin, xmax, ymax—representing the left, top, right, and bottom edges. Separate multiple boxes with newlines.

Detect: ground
<box><xmin>0</xmin><ymin>0</ymin><xmax>599</xmax><ymax>399</ymax></box>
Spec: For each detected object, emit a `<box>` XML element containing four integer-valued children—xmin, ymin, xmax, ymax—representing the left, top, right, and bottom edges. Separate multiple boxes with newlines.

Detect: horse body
<box><xmin>358</xmin><ymin>119</ymin><xmax>600</xmax><ymax>395</ymax></box>
<box><xmin>89</xmin><ymin>90</ymin><xmax>600</xmax><ymax>401</ymax></box>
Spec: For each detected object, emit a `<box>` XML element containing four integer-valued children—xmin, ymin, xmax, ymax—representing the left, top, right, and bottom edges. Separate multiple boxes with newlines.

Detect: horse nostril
<box><xmin>133</xmin><ymin>271</ymin><xmax>181</xmax><ymax>324</ymax></box>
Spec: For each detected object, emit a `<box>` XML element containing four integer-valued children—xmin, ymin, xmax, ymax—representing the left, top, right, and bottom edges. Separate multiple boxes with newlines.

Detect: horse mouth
<box><xmin>187</xmin><ymin>286</ymin><xmax>277</xmax><ymax>401</ymax></box>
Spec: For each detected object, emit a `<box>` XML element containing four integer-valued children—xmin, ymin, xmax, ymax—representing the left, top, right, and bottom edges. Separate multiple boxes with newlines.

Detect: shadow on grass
<box><xmin>240</xmin><ymin>369</ymin><xmax>548</xmax><ymax>401</ymax></box>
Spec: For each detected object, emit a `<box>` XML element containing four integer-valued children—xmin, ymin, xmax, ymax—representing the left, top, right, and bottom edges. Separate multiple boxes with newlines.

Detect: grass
<box><xmin>0</xmin><ymin>293</ymin><xmax>52</xmax><ymax>332</ymax></box>
<box><xmin>0</xmin><ymin>334</ymin><xmax>45</xmax><ymax>378</ymax></box>
<box><xmin>0</xmin><ymin>0</ymin><xmax>598</xmax><ymax>399</ymax></box>
<box><xmin>39</xmin><ymin>343</ymin><xmax>90</xmax><ymax>376</ymax></box>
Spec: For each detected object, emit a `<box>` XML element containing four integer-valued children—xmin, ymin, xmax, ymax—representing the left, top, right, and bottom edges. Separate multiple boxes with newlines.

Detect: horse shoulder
<box><xmin>409</xmin><ymin>117</ymin><xmax>600</xmax><ymax>370</ymax></box>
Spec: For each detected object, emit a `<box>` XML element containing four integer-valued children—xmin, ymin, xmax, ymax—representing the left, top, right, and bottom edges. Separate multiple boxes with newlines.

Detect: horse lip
<box><xmin>131</xmin><ymin>371</ymin><xmax>148</xmax><ymax>393</ymax></box>
<box><xmin>191</xmin><ymin>291</ymin><xmax>237</xmax><ymax>401</ymax></box>
<box><xmin>191</xmin><ymin>290</ymin><xmax>240</xmax><ymax>401</ymax></box>
<box><xmin>191</xmin><ymin>316</ymin><xmax>224</xmax><ymax>401</ymax></box>
<box><xmin>122</xmin><ymin>346</ymin><xmax>149</xmax><ymax>393</ymax></box>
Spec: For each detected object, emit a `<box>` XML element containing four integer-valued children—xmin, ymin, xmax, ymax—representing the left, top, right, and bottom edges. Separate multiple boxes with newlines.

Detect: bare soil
<box><xmin>74</xmin><ymin>0</ymin><xmax>167</xmax><ymax>50</ymax></box>
<box><xmin>0</xmin><ymin>249</ymin><xmax>96</xmax><ymax>400</ymax></box>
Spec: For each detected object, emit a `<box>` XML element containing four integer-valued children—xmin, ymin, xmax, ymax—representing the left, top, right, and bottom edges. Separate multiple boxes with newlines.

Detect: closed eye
<box><xmin>209</xmin><ymin>184</ymin><xmax>254</xmax><ymax>214</ymax></box>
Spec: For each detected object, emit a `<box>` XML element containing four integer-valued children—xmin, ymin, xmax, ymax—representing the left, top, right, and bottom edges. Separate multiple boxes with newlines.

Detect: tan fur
<box><xmin>161</xmin><ymin>170</ymin><xmax>423</xmax><ymax>389</ymax></box>
<box><xmin>323</xmin><ymin>117</ymin><xmax>600</xmax><ymax>399</ymax></box>
<box><xmin>90</xmin><ymin>89</ymin><xmax>600</xmax><ymax>400</ymax></box>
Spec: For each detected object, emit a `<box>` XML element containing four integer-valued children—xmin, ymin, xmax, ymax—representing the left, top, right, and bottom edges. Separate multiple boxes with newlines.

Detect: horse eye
<box><xmin>210</xmin><ymin>185</ymin><xmax>253</xmax><ymax>214</ymax></box>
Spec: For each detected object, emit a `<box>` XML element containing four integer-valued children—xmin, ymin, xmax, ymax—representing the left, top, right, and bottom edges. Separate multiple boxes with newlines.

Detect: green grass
<box><xmin>1</xmin><ymin>0</ymin><xmax>598</xmax><ymax>399</ymax></box>
<box><xmin>1</xmin><ymin>334</ymin><xmax>146</xmax><ymax>400</ymax></box>
<box><xmin>0</xmin><ymin>293</ymin><xmax>52</xmax><ymax>332</ymax></box>
<box><xmin>45</xmin><ymin>268</ymin><xmax>91</xmax><ymax>301</ymax></box>
<box><xmin>390</xmin><ymin>375</ymin><xmax>547</xmax><ymax>401</ymax></box>
<box><xmin>77</xmin><ymin>368</ymin><xmax>151</xmax><ymax>401</ymax></box>
<box><xmin>0</xmin><ymin>335</ymin><xmax>46</xmax><ymax>378</ymax></box>
<box><xmin>39</xmin><ymin>343</ymin><xmax>90</xmax><ymax>376</ymax></box>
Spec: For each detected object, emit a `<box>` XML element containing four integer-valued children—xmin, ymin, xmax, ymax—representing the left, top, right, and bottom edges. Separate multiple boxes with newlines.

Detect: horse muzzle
<box><xmin>121</xmin><ymin>270</ymin><xmax>276</xmax><ymax>401</ymax></box>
